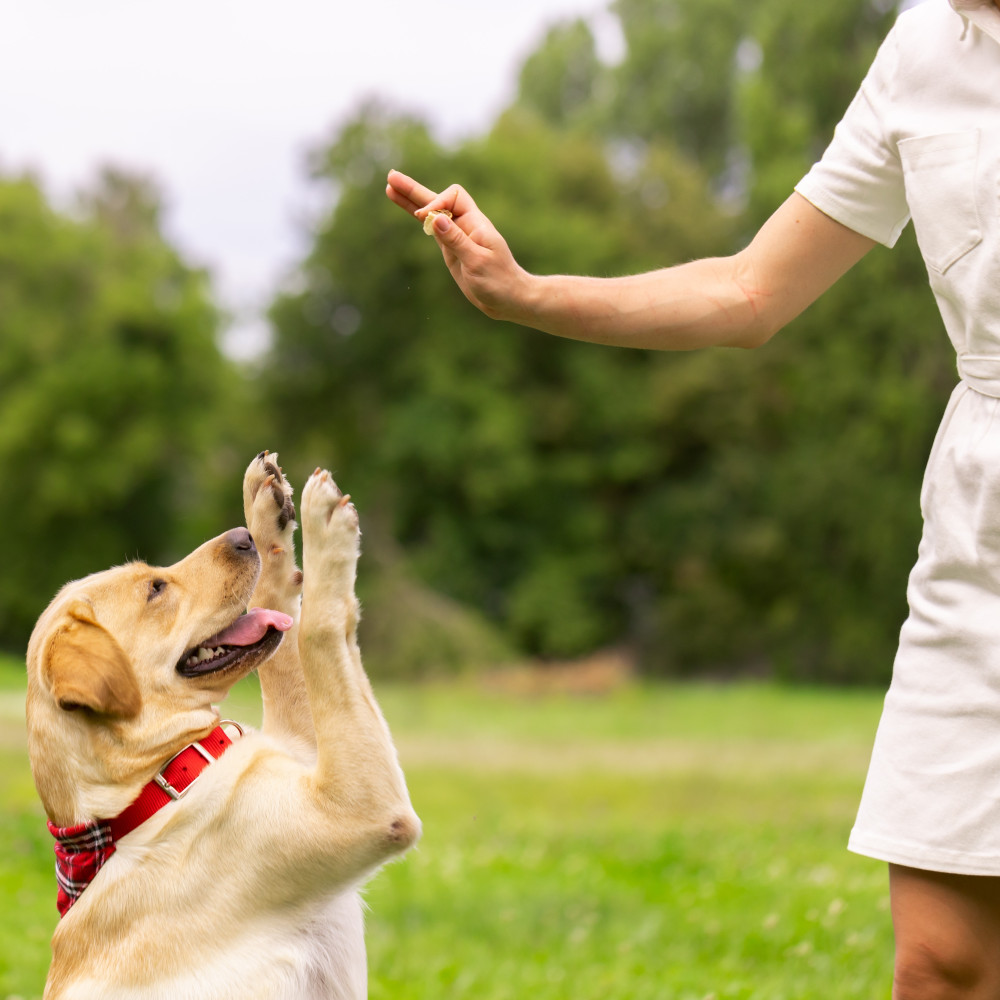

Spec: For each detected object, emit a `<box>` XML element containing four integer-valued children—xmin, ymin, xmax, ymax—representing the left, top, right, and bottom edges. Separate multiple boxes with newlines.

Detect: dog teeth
<box><xmin>188</xmin><ymin>646</ymin><xmax>226</xmax><ymax>666</ymax></box>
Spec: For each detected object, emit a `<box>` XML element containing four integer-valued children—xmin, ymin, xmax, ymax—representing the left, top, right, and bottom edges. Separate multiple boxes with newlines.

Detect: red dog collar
<box><xmin>48</xmin><ymin>723</ymin><xmax>240</xmax><ymax>916</ymax></box>
<box><xmin>107</xmin><ymin>723</ymin><xmax>237</xmax><ymax>840</ymax></box>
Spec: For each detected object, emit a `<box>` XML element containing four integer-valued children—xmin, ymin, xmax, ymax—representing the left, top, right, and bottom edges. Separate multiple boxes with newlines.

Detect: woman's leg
<box><xmin>890</xmin><ymin>863</ymin><xmax>1000</xmax><ymax>999</ymax></box>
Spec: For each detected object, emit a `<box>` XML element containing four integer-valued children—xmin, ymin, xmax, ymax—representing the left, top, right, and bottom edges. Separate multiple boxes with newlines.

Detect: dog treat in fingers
<box><xmin>422</xmin><ymin>209</ymin><xmax>452</xmax><ymax>235</ymax></box>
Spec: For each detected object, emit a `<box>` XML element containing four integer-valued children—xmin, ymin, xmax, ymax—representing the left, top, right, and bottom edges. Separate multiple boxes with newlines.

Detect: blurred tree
<box><xmin>736</xmin><ymin>0</ymin><xmax>899</xmax><ymax>222</ymax></box>
<box><xmin>265</xmin><ymin>0</ymin><xmax>956</xmax><ymax>684</ymax></box>
<box><xmin>723</xmin><ymin>0</ymin><xmax>951</xmax><ymax>681</ymax></box>
<box><xmin>267</xmin><ymin>103</ymin><xmax>737</xmax><ymax>665</ymax></box>
<box><xmin>606</xmin><ymin>0</ymin><xmax>752</xmax><ymax>179</ymax></box>
<box><xmin>0</xmin><ymin>168</ymin><xmax>251</xmax><ymax>647</ymax></box>
<box><xmin>516</xmin><ymin>19</ymin><xmax>609</xmax><ymax>132</ymax></box>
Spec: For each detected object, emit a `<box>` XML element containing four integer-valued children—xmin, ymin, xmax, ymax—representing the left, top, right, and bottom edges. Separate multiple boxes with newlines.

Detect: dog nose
<box><xmin>224</xmin><ymin>528</ymin><xmax>256</xmax><ymax>555</ymax></box>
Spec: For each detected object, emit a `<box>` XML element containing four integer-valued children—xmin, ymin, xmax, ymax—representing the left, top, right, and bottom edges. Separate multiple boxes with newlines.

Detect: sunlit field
<box><xmin>0</xmin><ymin>663</ymin><xmax>893</xmax><ymax>1000</ymax></box>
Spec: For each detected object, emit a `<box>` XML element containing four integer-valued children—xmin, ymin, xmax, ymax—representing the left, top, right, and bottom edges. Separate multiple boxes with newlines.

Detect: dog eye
<box><xmin>147</xmin><ymin>579</ymin><xmax>168</xmax><ymax>601</ymax></box>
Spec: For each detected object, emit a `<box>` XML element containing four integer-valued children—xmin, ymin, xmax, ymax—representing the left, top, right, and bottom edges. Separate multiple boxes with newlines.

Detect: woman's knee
<box><xmin>889</xmin><ymin>864</ymin><xmax>1000</xmax><ymax>1000</ymax></box>
<box><xmin>893</xmin><ymin>940</ymin><xmax>986</xmax><ymax>1000</ymax></box>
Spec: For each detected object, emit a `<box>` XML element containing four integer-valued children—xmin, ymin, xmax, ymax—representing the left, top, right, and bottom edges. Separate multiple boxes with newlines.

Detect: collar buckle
<box><xmin>151</xmin><ymin>740</ymin><xmax>216</xmax><ymax>801</ymax></box>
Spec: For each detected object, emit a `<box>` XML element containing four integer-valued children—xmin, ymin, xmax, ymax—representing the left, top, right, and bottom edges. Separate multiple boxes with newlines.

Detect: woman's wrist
<box><xmin>492</xmin><ymin>269</ymin><xmax>548</xmax><ymax>329</ymax></box>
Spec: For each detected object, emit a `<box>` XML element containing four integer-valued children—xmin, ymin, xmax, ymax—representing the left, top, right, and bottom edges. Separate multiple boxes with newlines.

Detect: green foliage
<box><xmin>0</xmin><ymin>0</ymin><xmax>944</xmax><ymax>684</ymax></box>
<box><xmin>737</xmin><ymin>0</ymin><xmax>898</xmax><ymax>223</ymax></box>
<box><xmin>516</xmin><ymin>20</ymin><xmax>608</xmax><ymax>131</ymax></box>
<box><xmin>0</xmin><ymin>169</ymin><xmax>252</xmax><ymax>648</ymax></box>
<box><xmin>263</xmin><ymin>0</ymin><xmax>952</xmax><ymax>683</ymax></box>
<box><xmin>355</xmin><ymin>543</ymin><xmax>517</xmax><ymax>680</ymax></box>
<box><xmin>603</xmin><ymin>0</ymin><xmax>896</xmax><ymax>207</ymax></box>
<box><xmin>607</xmin><ymin>0</ymin><xmax>754</xmax><ymax>178</ymax></box>
<box><xmin>265</xmin><ymin>104</ymin><xmax>740</xmax><ymax>667</ymax></box>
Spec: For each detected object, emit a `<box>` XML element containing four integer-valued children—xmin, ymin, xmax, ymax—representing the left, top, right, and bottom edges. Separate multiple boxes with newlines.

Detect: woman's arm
<box><xmin>386</xmin><ymin>170</ymin><xmax>877</xmax><ymax>350</ymax></box>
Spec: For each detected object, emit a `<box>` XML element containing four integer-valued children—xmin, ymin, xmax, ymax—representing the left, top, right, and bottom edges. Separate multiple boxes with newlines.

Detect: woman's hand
<box><xmin>385</xmin><ymin>170</ymin><xmax>533</xmax><ymax>323</ymax></box>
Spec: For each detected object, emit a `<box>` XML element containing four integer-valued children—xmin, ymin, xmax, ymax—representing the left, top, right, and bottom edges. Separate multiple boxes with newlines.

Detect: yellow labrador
<box><xmin>25</xmin><ymin>453</ymin><xmax>419</xmax><ymax>999</ymax></box>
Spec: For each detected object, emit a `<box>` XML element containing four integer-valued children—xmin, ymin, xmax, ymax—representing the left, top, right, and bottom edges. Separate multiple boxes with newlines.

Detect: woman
<box><xmin>387</xmin><ymin>1</ymin><xmax>1000</xmax><ymax>995</ymax></box>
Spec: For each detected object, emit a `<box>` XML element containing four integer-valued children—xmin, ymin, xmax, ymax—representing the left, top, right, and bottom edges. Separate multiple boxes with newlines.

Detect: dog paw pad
<box><xmin>245</xmin><ymin>452</ymin><xmax>297</xmax><ymax>540</ymax></box>
<box><xmin>302</xmin><ymin>469</ymin><xmax>360</xmax><ymax>542</ymax></box>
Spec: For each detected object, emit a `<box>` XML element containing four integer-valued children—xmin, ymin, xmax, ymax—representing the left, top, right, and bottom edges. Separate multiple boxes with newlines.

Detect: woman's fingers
<box><xmin>386</xmin><ymin>171</ymin><xmax>484</xmax><ymax>226</ymax></box>
<box><xmin>385</xmin><ymin>170</ymin><xmax>439</xmax><ymax>216</ymax></box>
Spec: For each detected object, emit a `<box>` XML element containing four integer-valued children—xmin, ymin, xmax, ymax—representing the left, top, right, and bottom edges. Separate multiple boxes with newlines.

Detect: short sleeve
<box><xmin>794</xmin><ymin>24</ymin><xmax>910</xmax><ymax>247</ymax></box>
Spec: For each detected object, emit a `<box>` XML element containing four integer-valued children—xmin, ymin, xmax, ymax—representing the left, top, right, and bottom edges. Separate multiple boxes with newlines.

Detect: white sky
<box><xmin>0</xmin><ymin>0</ymin><xmax>622</xmax><ymax>356</ymax></box>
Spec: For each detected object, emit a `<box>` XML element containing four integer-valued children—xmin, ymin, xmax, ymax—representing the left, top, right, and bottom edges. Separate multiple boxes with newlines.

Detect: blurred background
<box><xmin>0</xmin><ymin>0</ymin><xmax>945</xmax><ymax>685</ymax></box>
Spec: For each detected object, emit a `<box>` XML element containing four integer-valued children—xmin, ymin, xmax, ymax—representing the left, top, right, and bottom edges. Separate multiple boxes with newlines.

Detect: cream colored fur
<box><xmin>25</xmin><ymin>453</ymin><xmax>420</xmax><ymax>999</ymax></box>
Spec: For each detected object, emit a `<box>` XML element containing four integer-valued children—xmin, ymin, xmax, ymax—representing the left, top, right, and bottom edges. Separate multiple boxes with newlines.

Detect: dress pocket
<box><xmin>898</xmin><ymin>131</ymin><xmax>982</xmax><ymax>275</ymax></box>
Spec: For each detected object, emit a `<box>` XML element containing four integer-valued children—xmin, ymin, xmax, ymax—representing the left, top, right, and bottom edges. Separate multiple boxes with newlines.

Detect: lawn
<box><xmin>0</xmin><ymin>661</ymin><xmax>893</xmax><ymax>999</ymax></box>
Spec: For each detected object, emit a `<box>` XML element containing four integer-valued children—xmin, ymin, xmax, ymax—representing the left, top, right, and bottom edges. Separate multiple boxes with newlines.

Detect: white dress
<box><xmin>795</xmin><ymin>0</ymin><xmax>1000</xmax><ymax>875</ymax></box>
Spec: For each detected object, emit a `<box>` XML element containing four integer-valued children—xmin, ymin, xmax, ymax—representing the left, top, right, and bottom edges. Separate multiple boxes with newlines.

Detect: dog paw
<box><xmin>243</xmin><ymin>451</ymin><xmax>302</xmax><ymax>608</ymax></box>
<box><xmin>301</xmin><ymin>469</ymin><xmax>360</xmax><ymax>575</ymax></box>
<box><xmin>244</xmin><ymin>451</ymin><xmax>296</xmax><ymax>537</ymax></box>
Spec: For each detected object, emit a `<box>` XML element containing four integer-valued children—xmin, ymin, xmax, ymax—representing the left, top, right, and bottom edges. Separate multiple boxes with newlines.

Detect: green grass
<box><xmin>0</xmin><ymin>661</ymin><xmax>893</xmax><ymax>999</ymax></box>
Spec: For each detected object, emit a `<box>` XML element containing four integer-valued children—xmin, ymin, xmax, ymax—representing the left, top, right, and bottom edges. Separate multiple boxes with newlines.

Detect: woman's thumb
<box><xmin>430</xmin><ymin>211</ymin><xmax>453</xmax><ymax>236</ymax></box>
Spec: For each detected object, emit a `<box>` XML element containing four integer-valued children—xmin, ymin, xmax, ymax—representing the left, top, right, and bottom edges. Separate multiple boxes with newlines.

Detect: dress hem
<box><xmin>849</xmin><ymin>831</ymin><xmax>1000</xmax><ymax>877</ymax></box>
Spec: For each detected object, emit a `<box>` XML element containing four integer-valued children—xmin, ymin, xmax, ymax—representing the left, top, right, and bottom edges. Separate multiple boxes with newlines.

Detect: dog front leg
<box><xmin>298</xmin><ymin>469</ymin><xmax>420</xmax><ymax>867</ymax></box>
<box><xmin>243</xmin><ymin>451</ymin><xmax>314</xmax><ymax>748</ymax></box>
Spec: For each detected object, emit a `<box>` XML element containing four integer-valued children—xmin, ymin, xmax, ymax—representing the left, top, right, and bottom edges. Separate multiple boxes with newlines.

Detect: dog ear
<box><xmin>43</xmin><ymin>603</ymin><xmax>141</xmax><ymax>719</ymax></box>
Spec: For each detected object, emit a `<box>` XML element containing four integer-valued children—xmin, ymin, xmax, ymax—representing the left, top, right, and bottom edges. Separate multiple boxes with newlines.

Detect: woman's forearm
<box><xmin>506</xmin><ymin>255</ymin><xmax>772</xmax><ymax>351</ymax></box>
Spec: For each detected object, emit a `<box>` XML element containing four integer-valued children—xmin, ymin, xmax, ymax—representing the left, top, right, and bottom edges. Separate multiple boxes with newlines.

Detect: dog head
<box><xmin>26</xmin><ymin>527</ymin><xmax>291</xmax><ymax>826</ymax></box>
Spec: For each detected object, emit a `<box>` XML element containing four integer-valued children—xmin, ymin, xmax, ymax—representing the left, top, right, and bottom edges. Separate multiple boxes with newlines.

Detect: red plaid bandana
<box><xmin>47</xmin><ymin>820</ymin><xmax>116</xmax><ymax>917</ymax></box>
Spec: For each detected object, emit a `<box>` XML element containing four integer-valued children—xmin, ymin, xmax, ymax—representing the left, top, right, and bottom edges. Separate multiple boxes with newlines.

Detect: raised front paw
<box><xmin>244</xmin><ymin>451</ymin><xmax>296</xmax><ymax>539</ymax></box>
<box><xmin>243</xmin><ymin>451</ymin><xmax>302</xmax><ymax>610</ymax></box>
<box><xmin>300</xmin><ymin>469</ymin><xmax>360</xmax><ymax>591</ymax></box>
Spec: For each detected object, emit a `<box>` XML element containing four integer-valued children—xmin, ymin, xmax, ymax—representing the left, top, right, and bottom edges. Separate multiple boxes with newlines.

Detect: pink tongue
<box><xmin>204</xmin><ymin>608</ymin><xmax>293</xmax><ymax>647</ymax></box>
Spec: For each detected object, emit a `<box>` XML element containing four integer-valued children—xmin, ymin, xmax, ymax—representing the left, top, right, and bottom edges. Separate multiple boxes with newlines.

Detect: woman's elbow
<box><xmin>718</xmin><ymin>313</ymin><xmax>781</xmax><ymax>350</ymax></box>
<box><xmin>723</xmin><ymin>254</ymin><xmax>787</xmax><ymax>349</ymax></box>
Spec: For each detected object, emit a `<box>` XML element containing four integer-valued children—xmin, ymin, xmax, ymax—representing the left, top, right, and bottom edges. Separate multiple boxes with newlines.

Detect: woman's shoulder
<box><xmin>870</xmin><ymin>0</ymin><xmax>976</xmax><ymax>95</ymax></box>
<box><xmin>893</xmin><ymin>0</ymin><xmax>972</xmax><ymax>45</ymax></box>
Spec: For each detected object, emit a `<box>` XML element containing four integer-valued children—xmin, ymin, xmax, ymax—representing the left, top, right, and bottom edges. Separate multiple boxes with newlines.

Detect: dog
<box><xmin>25</xmin><ymin>452</ymin><xmax>420</xmax><ymax>999</ymax></box>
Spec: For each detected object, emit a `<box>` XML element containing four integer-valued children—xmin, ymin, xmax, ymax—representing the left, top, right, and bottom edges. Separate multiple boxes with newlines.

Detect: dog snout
<box><xmin>224</xmin><ymin>528</ymin><xmax>256</xmax><ymax>557</ymax></box>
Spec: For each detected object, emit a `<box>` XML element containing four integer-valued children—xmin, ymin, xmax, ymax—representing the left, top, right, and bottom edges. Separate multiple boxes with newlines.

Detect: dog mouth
<box><xmin>176</xmin><ymin>607</ymin><xmax>294</xmax><ymax>678</ymax></box>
